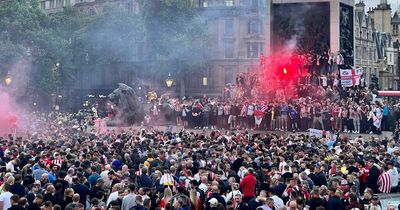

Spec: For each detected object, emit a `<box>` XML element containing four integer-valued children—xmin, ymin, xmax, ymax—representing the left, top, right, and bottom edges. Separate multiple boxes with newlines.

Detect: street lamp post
<box><xmin>4</xmin><ymin>72</ymin><xmax>12</xmax><ymax>86</ymax></box>
<box><xmin>165</xmin><ymin>72</ymin><xmax>174</xmax><ymax>88</ymax></box>
<box><xmin>52</xmin><ymin>61</ymin><xmax>61</xmax><ymax>110</ymax></box>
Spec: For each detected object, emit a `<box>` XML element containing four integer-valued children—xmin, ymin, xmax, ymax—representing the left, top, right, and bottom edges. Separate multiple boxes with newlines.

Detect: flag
<box><xmin>254</xmin><ymin>110</ymin><xmax>264</xmax><ymax>125</ymax></box>
<box><xmin>260</xmin><ymin>102</ymin><xmax>267</xmax><ymax>112</ymax></box>
<box><xmin>340</xmin><ymin>68</ymin><xmax>363</xmax><ymax>87</ymax></box>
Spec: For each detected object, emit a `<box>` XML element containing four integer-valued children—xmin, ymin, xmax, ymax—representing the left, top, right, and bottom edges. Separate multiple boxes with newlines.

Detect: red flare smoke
<box><xmin>0</xmin><ymin>91</ymin><xmax>19</xmax><ymax>136</ymax></box>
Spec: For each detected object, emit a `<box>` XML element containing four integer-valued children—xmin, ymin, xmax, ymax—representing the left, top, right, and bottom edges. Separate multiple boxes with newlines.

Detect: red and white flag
<box><xmin>340</xmin><ymin>68</ymin><xmax>363</xmax><ymax>87</ymax></box>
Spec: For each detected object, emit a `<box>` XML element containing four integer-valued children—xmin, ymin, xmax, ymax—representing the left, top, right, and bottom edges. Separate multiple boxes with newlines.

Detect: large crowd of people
<box><xmin>146</xmin><ymin>72</ymin><xmax>399</xmax><ymax>136</ymax></box>
<box><xmin>0</xmin><ymin>105</ymin><xmax>399</xmax><ymax>210</ymax></box>
<box><xmin>1</xmin><ymin>63</ymin><xmax>400</xmax><ymax>210</ymax></box>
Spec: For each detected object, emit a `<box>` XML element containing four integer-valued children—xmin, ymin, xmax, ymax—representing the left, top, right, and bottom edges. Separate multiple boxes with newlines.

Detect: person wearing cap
<box><xmin>208</xmin><ymin>198</ymin><xmax>219</xmax><ymax>210</ymax></box>
<box><xmin>367</xmin><ymin>195</ymin><xmax>382</xmax><ymax>210</ymax></box>
<box><xmin>205</xmin><ymin>186</ymin><xmax>225</xmax><ymax>210</ymax></box>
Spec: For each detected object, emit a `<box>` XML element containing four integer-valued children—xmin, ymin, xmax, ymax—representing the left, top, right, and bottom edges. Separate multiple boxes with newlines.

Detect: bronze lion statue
<box><xmin>108</xmin><ymin>83</ymin><xmax>144</xmax><ymax>125</ymax></box>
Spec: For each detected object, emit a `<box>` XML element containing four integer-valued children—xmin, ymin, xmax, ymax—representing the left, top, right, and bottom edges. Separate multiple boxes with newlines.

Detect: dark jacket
<box><xmin>327</xmin><ymin>195</ymin><xmax>342</xmax><ymax>210</ymax></box>
<box><xmin>314</xmin><ymin>172</ymin><xmax>328</xmax><ymax>186</ymax></box>
<box><xmin>306</xmin><ymin>196</ymin><xmax>327</xmax><ymax>210</ymax></box>
<box><xmin>236</xmin><ymin>202</ymin><xmax>249</xmax><ymax>210</ymax></box>
<box><xmin>367</xmin><ymin>166</ymin><xmax>380</xmax><ymax>193</ymax></box>
<box><xmin>139</xmin><ymin>174</ymin><xmax>153</xmax><ymax>188</ymax></box>
<box><xmin>9</xmin><ymin>183</ymin><xmax>27</xmax><ymax>197</ymax></box>
<box><xmin>248</xmin><ymin>197</ymin><xmax>263</xmax><ymax>210</ymax></box>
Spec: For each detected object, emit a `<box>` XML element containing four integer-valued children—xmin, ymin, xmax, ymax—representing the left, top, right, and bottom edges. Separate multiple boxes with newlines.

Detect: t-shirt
<box><xmin>0</xmin><ymin>191</ymin><xmax>13</xmax><ymax>210</ymax></box>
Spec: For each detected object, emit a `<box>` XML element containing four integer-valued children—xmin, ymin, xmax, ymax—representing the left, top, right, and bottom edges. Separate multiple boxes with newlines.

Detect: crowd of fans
<box><xmin>147</xmin><ymin>72</ymin><xmax>399</xmax><ymax>136</ymax></box>
<box><xmin>0</xmin><ymin>107</ymin><xmax>399</xmax><ymax>210</ymax></box>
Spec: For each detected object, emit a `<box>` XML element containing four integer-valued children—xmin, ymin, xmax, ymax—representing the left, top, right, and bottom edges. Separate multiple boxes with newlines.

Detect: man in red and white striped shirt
<box><xmin>378</xmin><ymin>166</ymin><xmax>392</xmax><ymax>193</ymax></box>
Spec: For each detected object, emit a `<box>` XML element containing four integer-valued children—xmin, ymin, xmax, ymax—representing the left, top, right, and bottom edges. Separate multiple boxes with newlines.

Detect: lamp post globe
<box><xmin>165</xmin><ymin>72</ymin><xmax>174</xmax><ymax>88</ymax></box>
<box><xmin>4</xmin><ymin>74</ymin><xmax>12</xmax><ymax>86</ymax></box>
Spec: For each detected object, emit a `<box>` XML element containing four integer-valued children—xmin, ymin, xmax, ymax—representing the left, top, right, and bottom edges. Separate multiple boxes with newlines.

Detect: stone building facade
<box><xmin>38</xmin><ymin>0</ymin><xmax>399</xmax><ymax>92</ymax></box>
<box><xmin>357</xmin><ymin>0</ymin><xmax>400</xmax><ymax>90</ymax></box>
<box><xmin>355</xmin><ymin>2</ymin><xmax>378</xmax><ymax>88</ymax></box>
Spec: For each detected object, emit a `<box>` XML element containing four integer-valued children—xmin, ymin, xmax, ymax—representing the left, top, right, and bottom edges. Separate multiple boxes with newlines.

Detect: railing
<box><xmin>378</xmin><ymin>193</ymin><xmax>400</xmax><ymax>209</ymax></box>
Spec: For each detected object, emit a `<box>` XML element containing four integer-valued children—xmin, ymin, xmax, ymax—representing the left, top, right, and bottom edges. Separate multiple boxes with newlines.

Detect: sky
<box><xmin>364</xmin><ymin>0</ymin><xmax>399</xmax><ymax>13</ymax></box>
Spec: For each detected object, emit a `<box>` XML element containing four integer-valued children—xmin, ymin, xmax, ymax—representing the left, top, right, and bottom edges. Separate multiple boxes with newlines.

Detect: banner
<box><xmin>309</xmin><ymin>129</ymin><xmax>329</xmax><ymax>138</ymax></box>
<box><xmin>340</xmin><ymin>68</ymin><xmax>363</xmax><ymax>87</ymax></box>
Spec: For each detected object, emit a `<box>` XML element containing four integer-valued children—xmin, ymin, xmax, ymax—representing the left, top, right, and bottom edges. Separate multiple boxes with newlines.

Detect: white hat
<box><xmin>209</xmin><ymin>198</ymin><xmax>218</xmax><ymax>205</ymax></box>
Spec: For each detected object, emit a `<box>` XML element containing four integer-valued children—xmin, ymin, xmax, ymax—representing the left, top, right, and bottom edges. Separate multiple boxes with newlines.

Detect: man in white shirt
<box><xmin>100</xmin><ymin>164</ymin><xmax>112</xmax><ymax>192</ymax></box>
<box><xmin>198</xmin><ymin>176</ymin><xmax>208</xmax><ymax>193</ymax></box>
<box><xmin>107</xmin><ymin>184</ymin><xmax>122</xmax><ymax>206</ymax></box>
<box><xmin>0</xmin><ymin>183</ymin><xmax>13</xmax><ymax>210</ymax></box>
<box><xmin>387</xmin><ymin>162</ymin><xmax>399</xmax><ymax>193</ymax></box>
<box><xmin>5</xmin><ymin>159</ymin><xmax>17</xmax><ymax>173</ymax></box>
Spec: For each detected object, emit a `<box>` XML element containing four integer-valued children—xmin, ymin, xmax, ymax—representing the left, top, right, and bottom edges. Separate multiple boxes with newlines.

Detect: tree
<box><xmin>141</xmin><ymin>0</ymin><xmax>210</xmax><ymax>96</ymax></box>
<box><xmin>0</xmin><ymin>0</ymin><xmax>86</xmax><ymax>92</ymax></box>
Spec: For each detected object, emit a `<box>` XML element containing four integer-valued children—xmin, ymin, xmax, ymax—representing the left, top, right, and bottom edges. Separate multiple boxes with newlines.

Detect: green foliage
<box><xmin>142</xmin><ymin>0</ymin><xmax>209</xmax><ymax>73</ymax></box>
<box><xmin>0</xmin><ymin>0</ymin><xmax>209</xmax><ymax>92</ymax></box>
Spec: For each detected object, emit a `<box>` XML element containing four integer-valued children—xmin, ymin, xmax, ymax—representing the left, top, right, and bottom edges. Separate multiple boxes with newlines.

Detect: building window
<box><xmin>225</xmin><ymin>0</ymin><xmax>234</xmax><ymax>6</ymax></box>
<box><xmin>127</xmin><ymin>2</ymin><xmax>134</xmax><ymax>13</ymax></box>
<box><xmin>369</xmin><ymin>48</ymin><xmax>373</xmax><ymax>60</ymax></box>
<box><xmin>137</xmin><ymin>43</ymin><xmax>144</xmax><ymax>60</ymax></box>
<box><xmin>356</xmin><ymin>46</ymin><xmax>360</xmax><ymax>59</ymax></box>
<box><xmin>248</xmin><ymin>19</ymin><xmax>262</xmax><ymax>35</ymax></box>
<box><xmin>247</xmin><ymin>42</ymin><xmax>263</xmax><ymax>58</ymax></box>
<box><xmin>390</xmin><ymin>53</ymin><xmax>392</xmax><ymax>62</ymax></box>
<box><xmin>363</xmin><ymin>47</ymin><xmax>366</xmax><ymax>59</ymax></box>
<box><xmin>225</xmin><ymin>19</ymin><xmax>234</xmax><ymax>35</ymax></box>
<box><xmin>56</xmin><ymin>0</ymin><xmax>62</xmax><ymax>7</ymax></box>
<box><xmin>250</xmin><ymin>0</ymin><xmax>259</xmax><ymax>8</ymax></box>
<box><xmin>225</xmin><ymin>42</ymin><xmax>234</xmax><ymax>58</ymax></box>
<box><xmin>225</xmin><ymin>67</ymin><xmax>234</xmax><ymax>84</ymax></box>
